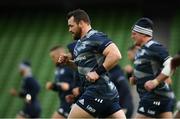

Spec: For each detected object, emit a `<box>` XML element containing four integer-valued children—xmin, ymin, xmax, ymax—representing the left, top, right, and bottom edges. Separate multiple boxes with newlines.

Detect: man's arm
<box><xmin>46</xmin><ymin>81</ymin><xmax>70</xmax><ymax>91</ymax></box>
<box><xmin>102</xmin><ymin>43</ymin><xmax>122</xmax><ymax>70</ymax></box>
<box><xmin>144</xmin><ymin>57</ymin><xmax>173</xmax><ymax>91</ymax></box>
<box><xmin>143</xmin><ymin>43</ymin><xmax>174</xmax><ymax>91</ymax></box>
<box><xmin>145</xmin><ymin>52</ymin><xmax>180</xmax><ymax>91</ymax></box>
<box><xmin>86</xmin><ymin>43</ymin><xmax>122</xmax><ymax>82</ymax></box>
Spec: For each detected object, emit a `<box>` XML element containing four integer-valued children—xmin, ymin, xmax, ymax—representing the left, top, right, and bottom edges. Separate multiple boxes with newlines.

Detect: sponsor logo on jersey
<box><xmin>75</xmin><ymin>56</ymin><xmax>86</xmax><ymax>62</ymax></box>
<box><xmin>148</xmin><ymin>110</ymin><xmax>155</xmax><ymax>115</ymax></box>
<box><xmin>86</xmin><ymin>105</ymin><xmax>96</xmax><ymax>113</ymax></box>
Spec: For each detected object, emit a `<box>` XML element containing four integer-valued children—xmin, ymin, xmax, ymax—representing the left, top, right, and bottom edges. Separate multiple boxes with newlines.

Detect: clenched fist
<box><xmin>129</xmin><ymin>76</ymin><xmax>137</xmax><ymax>85</ymax></box>
<box><xmin>46</xmin><ymin>82</ymin><xmax>53</xmax><ymax>90</ymax></box>
<box><xmin>86</xmin><ymin>71</ymin><xmax>99</xmax><ymax>83</ymax></box>
<box><xmin>144</xmin><ymin>79</ymin><xmax>159</xmax><ymax>92</ymax></box>
<box><xmin>57</xmin><ymin>54</ymin><xmax>69</xmax><ymax>65</ymax></box>
<box><xmin>72</xmin><ymin>87</ymin><xmax>80</xmax><ymax>97</ymax></box>
<box><xmin>65</xmin><ymin>94</ymin><xmax>75</xmax><ymax>103</ymax></box>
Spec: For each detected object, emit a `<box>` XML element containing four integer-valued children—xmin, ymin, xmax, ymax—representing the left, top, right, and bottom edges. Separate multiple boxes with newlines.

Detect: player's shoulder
<box><xmin>87</xmin><ymin>29</ymin><xmax>108</xmax><ymax>40</ymax></box>
<box><xmin>25</xmin><ymin>76</ymin><xmax>35</xmax><ymax>81</ymax></box>
<box><xmin>145</xmin><ymin>40</ymin><xmax>160</xmax><ymax>48</ymax></box>
<box><xmin>145</xmin><ymin>39</ymin><xmax>167</xmax><ymax>51</ymax></box>
<box><xmin>24</xmin><ymin>76</ymin><xmax>39</xmax><ymax>85</ymax></box>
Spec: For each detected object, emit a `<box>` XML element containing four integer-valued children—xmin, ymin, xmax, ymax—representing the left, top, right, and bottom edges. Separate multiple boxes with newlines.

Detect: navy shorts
<box><xmin>20</xmin><ymin>101</ymin><xmax>41</xmax><ymax>118</ymax></box>
<box><xmin>57</xmin><ymin>102</ymin><xmax>72</xmax><ymax>118</ymax></box>
<box><xmin>137</xmin><ymin>98</ymin><xmax>175</xmax><ymax>117</ymax></box>
<box><xmin>76</xmin><ymin>94</ymin><xmax>121</xmax><ymax>118</ymax></box>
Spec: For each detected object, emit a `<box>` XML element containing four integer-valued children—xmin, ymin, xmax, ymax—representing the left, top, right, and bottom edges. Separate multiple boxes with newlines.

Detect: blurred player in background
<box><xmin>171</xmin><ymin>52</ymin><xmax>180</xmax><ymax>118</ymax></box>
<box><xmin>124</xmin><ymin>45</ymin><xmax>139</xmax><ymax>81</ymax></box>
<box><xmin>10</xmin><ymin>61</ymin><xmax>41</xmax><ymax>118</ymax></box>
<box><xmin>65</xmin><ymin>41</ymin><xmax>83</xmax><ymax>104</ymax></box>
<box><xmin>171</xmin><ymin>51</ymin><xmax>180</xmax><ymax>71</ymax></box>
<box><xmin>67</xmin><ymin>41</ymin><xmax>134</xmax><ymax>118</ymax></box>
<box><xmin>58</xmin><ymin>9</ymin><xmax>126</xmax><ymax>118</ymax></box>
<box><xmin>109</xmin><ymin>65</ymin><xmax>134</xmax><ymax>118</ymax></box>
<box><xmin>46</xmin><ymin>45</ymin><xmax>74</xmax><ymax>118</ymax></box>
<box><xmin>131</xmin><ymin>17</ymin><xmax>175</xmax><ymax>118</ymax></box>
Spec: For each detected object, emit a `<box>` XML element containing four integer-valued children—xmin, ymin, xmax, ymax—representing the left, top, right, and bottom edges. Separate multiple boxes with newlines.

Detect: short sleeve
<box><xmin>150</xmin><ymin>43</ymin><xmax>169</xmax><ymax>64</ymax></box>
<box><xmin>90</xmin><ymin>32</ymin><xmax>112</xmax><ymax>53</ymax></box>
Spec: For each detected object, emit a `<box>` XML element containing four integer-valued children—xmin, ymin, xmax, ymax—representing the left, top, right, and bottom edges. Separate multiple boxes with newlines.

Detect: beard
<box><xmin>135</xmin><ymin>42</ymin><xmax>141</xmax><ymax>46</ymax></box>
<box><xmin>134</xmin><ymin>39</ymin><xmax>141</xmax><ymax>47</ymax></box>
<box><xmin>72</xmin><ymin>27</ymin><xmax>82</xmax><ymax>40</ymax></box>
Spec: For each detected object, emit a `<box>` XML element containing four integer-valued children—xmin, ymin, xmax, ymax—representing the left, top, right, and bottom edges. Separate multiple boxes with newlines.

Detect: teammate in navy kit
<box><xmin>131</xmin><ymin>18</ymin><xmax>175</xmax><ymax>118</ymax></box>
<box><xmin>10</xmin><ymin>61</ymin><xmax>41</xmax><ymax>118</ymax></box>
<box><xmin>171</xmin><ymin>52</ymin><xmax>180</xmax><ymax>118</ymax></box>
<box><xmin>58</xmin><ymin>9</ymin><xmax>126</xmax><ymax>118</ymax></box>
<box><xmin>46</xmin><ymin>45</ymin><xmax>75</xmax><ymax>118</ymax></box>
<box><xmin>65</xmin><ymin>41</ymin><xmax>84</xmax><ymax>104</ymax></box>
<box><xmin>124</xmin><ymin>45</ymin><xmax>139</xmax><ymax>81</ymax></box>
<box><xmin>109</xmin><ymin>65</ymin><xmax>134</xmax><ymax>118</ymax></box>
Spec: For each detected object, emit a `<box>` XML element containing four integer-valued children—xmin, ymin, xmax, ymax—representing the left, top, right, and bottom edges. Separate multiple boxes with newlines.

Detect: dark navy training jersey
<box><xmin>67</xmin><ymin>41</ymin><xmax>83</xmax><ymax>89</ymax></box>
<box><xmin>109</xmin><ymin>65</ymin><xmax>126</xmax><ymax>82</ymax></box>
<box><xmin>53</xmin><ymin>65</ymin><xmax>74</xmax><ymax>104</ymax></box>
<box><xmin>109</xmin><ymin>65</ymin><xmax>132</xmax><ymax>102</ymax></box>
<box><xmin>67</xmin><ymin>41</ymin><xmax>77</xmax><ymax>59</ymax></box>
<box><xmin>20</xmin><ymin>76</ymin><xmax>40</xmax><ymax>101</ymax></box>
<box><xmin>19</xmin><ymin>75</ymin><xmax>41</xmax><ymax>118</ymax></box>
<box><xmin>134</xmin><ymin>39</ymin><xmax>174</xmax><ymax>99</ymax></box>
<box><xmin>109</xmin><ymin>65</ymin><xmax>134</xmax><ymax>118</ymax></box>
<box><xmin>73</xmin><ymin>29</ymin><xmax>119</xmax><ymax>100</ymax></box>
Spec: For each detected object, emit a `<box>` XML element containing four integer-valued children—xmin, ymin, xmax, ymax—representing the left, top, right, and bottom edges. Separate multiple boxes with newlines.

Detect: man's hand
<box><xmin>124</xmin><ymin>65</ymin><xmax>133</xmax><ymax>73</ymax></box>
<box><xmin>144</xmin><ymin>79</ymin><xmax>159</xmax><ymax>91</ymax></box>
<box><xmin>129</xmin><ymin>76</ymin><xmax>137</xmax><ymax>85</ymax></box>
<box><xmin>86</xmin><ymin>71</ymin><xmax>99</xmax><ymax>83</ymax></box>
<box><xmin>58</xmin><ymin>82</ymin><xmax>69</xmax><ymax>91</ymax></box>
<box><xmin>65</xmin><ymin>94</ymin><xmax>75</xmax><ymax>103</ymax></box>
<box><xmin>46</xmin><ymin>82</ymin><xmax>53</xmax><ymax>90</ymax></box>
<box><xmin>57</xmin><ymin>54</ymin><xmax>69</xmax><ymax>65</ymax></box>
<box><xmin>10</xmin><ymin>88</ymin><xmax>18</xmax><ymax>96</ymax></box>
<box><xmin>72</xmin><ymin>87</ymin><xmax>80</xmax><ymax>97</ymax></box>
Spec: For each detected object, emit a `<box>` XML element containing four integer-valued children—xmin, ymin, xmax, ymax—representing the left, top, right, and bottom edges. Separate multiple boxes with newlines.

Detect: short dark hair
<box><xmin>50</xmin><ymin>45</ymin><xmax>63</xmax><ymax>52</ymax></box>
<box><xmin>67</xmin><ymin>9</ymin><xmax>91</xmax><ymax>24</ymax></box>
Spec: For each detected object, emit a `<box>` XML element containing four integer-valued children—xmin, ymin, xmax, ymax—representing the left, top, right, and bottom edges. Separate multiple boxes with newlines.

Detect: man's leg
<box><xmin>68</xmin><ymin>104</ymin><xmax>93</xmax><ymax>118</ymax></box>
<box><xmin>51</xmin><ymin>111</ymin><xmax>65</xmax><ymax>119</ymax></box>
<box><xmin>158</xmin><ymin>112</ymin><xmax>173</xmax><ymax>118</ymax></box>
<box><xmin>16</xmin><ymin>114</ymin><xmax>26</xmax><ymax>119</ymax></box>
<box><xmin>16</xmin><ymin>111</ymin><xmax>27</xmax><ymax>119</ymax></box>
<box><xmin>174</xmin><ymin>111</ymin><xmax>180</xmax><ymax>118</ymax></box>
<box><xmin>136</xmin><ymin>113</ymin><xmax>154</xmax><ymax>119</ymax></box>
<box><xmin>109</xmin><ymin>109</ymin><xmax>126</xmax><ymax>119</ymax></box>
